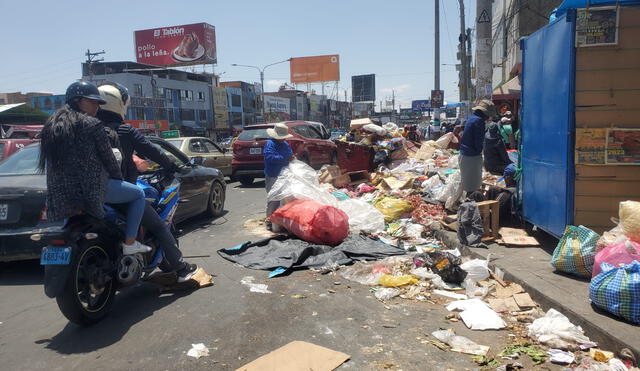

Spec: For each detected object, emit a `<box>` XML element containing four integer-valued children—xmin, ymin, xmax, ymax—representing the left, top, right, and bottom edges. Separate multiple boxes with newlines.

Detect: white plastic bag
<box><xmin>374</xmin><ymin>287</ymin><xmax>401</xmax><ymax>301</ymax></box>
<box><xmin>382</xmin><ymin>122</ymin><xmax>399</xmax><ymax>133</ymax></box>
<box><xmin>431</xmin><ymin>329</ymin><xmax>489</xmax><ymax>356</ymax></box>
<box><xmin>336</xmin><ymin>198</ymin><xmax>385</xmax><ymax>233</ymax></box>
<box><xmin>527</xmin><ymin>308</ymin><xmax>597</xmax><ymax>350</ymax></box>
<box><xmin>446</xmin><ymin>298</ymin><xmax>506</xmax><ymax>330</ymax></box>
<box><xmin>421</xmin><ymin>175</ymin><xmax>442</xmax><ymax>192</ymax></box>
<box><xmin>363</xmin><ymin>123</ymin><xmax>387</xmax><ymax>136</ymax></box>
<box><xmin>460</xmin><ymin>258</ymin><xmax>490</xmax><ymax>282</ymax></box>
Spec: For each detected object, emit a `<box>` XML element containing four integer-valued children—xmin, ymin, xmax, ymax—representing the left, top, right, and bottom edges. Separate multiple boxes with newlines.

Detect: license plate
<box><xmin>40</xmin><ymin>246</ymin><xmax>71</xmax><ymax>265</ymax></box>
<box><xmin>0</xmin><ymin>204</ymin><xmax>7</xmax><ymax>221</ymax></box>
<box><xmin>250</xmin><ymin>147</ymin><xmax>261</xmax><ymax>155</ymax></box>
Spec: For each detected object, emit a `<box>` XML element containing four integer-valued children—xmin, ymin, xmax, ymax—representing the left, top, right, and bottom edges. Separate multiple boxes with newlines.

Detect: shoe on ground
<box><xmin>122</xmin><ymin>240</ymin><xmax>152</xmax><ymax>255</ymax></box>
<box><xmin>177</xmin><ymin>263</ymin><xmax>198</xmax><ymax>283</ymax></box>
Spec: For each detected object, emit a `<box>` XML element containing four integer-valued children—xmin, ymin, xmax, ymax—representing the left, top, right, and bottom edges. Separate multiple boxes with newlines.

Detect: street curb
<box><xmin>434</xmin><ymin>229</ymin><xmax>640</xmax><ymax>361</ymax></box>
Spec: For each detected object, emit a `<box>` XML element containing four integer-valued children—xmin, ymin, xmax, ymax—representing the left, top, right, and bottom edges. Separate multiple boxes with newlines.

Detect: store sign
<box><xmin>213</xmin><ymin>87</ymin><xmax>229</xmax><ymax>129</ymax></box>
<box><xmin>411</xmin><ymin>100</ymin><xmax>431</xmax><ymax>112</ymax></box>
<box><xmin>606</xmin><ymin>129</ymin><xmax>640</xmax><ymax>165</ymax></box>
<box><xmin>125</xmin><ymin>120</ymin><xmax>169</xmax><ymax>131</ymax></box>
<box><xmin>134</xmin><ymin>23</ymin><xmax>216</xmax><ymax>66</ymax></box>
<box><xmin>290</xmin><ymin>55</ymin><xmax>340</xmax><ymax>83</ymax></box>
<box><xmin>430</xmin><ymin>90</ymin><xmax>444</xmax><ymax>108</ymax></box>
<box><xmin>161</xmin><ymin>130</ymin><xmax>180</xmax><ymax>139</ymax></box>
<box><xmin>576</xmin><ymin>7</ymin><xmax>618</xmax><ymax>47</ymax></box>
<box><xmin>575</xmin><ymin>128</ymin><xmax>606</xmax><ymax>165</ymax></box>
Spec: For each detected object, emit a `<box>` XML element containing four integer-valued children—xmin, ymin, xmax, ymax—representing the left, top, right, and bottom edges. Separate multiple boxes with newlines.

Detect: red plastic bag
<box><xmin>269</xmin><ymin>200</ymin><xmax>349</xmax><ymax>246</ymax></box>
<box><xmin>593</xmin><ymin>240</ymin><xmax>640</xmax><ymax>278</ymax></box>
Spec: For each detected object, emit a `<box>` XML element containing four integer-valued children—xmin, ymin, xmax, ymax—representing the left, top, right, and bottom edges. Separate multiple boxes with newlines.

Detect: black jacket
<box><xmin>96</xmin><ymin>110</ymin><xmax>176</xmax><ymax>184</ymax></box>
<box><xmin>483</xmin><ymin>122</ymin><xmax>512</xmax><ymax>175</ymax></box>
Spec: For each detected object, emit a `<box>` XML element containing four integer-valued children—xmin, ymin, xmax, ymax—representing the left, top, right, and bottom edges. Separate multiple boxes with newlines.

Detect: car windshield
<box><xmin>0</xmin><ymin>145</ymin><xmax>39</xmax><ymax>175</ymax></box>
<box><xmin>166</xmin><ymin>139</ymin><xmax>184</xmax><ymax>150</ymax></box>
<box><xmin>237</xmin><ymin>128</ymin><xmax>270</xmax><ymax>141</ymax></box>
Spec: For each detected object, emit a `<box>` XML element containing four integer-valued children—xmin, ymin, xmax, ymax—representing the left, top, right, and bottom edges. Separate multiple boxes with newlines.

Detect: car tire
<box><xmin>239</xmin><ymin>176</ymin><xmax>254</xmax><ymax>186</ymax></box>
<box><xmin>204</xmin><ymin>181</ymin><xmax>226</xmax><ymax>217</ymax></box>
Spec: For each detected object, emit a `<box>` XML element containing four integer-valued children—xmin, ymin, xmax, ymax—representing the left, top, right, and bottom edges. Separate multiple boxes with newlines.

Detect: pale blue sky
<box><xmin>1</xmin><ymin>0</ymin><xmax>475</xmax><ymax>109</ymax></box>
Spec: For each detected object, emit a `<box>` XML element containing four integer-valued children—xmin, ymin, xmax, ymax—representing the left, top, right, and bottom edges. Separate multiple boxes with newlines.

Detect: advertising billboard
<box><xmin>290</xmin><ymin>55</ymin><xmax>340</xmax><ymax>83</ymax></box>
<box><xmin>264</xmin><ymin>96</ymin><xmax>291</xmax><ymax>123</ymax></box>
<box><xmin>134</xmin><ymin>23</ymin><xmax>216</xmax><ymax>66</ymax></box>
<box><xmin>213</xmin><ymin>87</ymin><xmax>229</xmax><ymax>129</ymax></box>
<box><xmin>351</xmin><ymin>74</ymin><xmax>375</xmax><ymax>102</ymax></box>
<box><xmin>411</xmin><ymin>100</ymin><xmax>431</xmax><ymax>112</ymax></box>
<box><xmin>430</xmin><ymin>90</ymin><xmax>444</xmax><ymax>108</ymax></box>
<box><xmin>125</xmin><ymin>120</ymin><xmax>170</xmax><ymax>131</ymax></box>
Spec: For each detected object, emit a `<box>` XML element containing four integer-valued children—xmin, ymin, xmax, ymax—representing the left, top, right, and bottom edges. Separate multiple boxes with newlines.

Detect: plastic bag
<box><xmin>431</xmin><ymin>329</ymin><xmax>489</xmax><ymax>356</ymax></box>
<box><xmin>378</xmin><ymin>274</ymin><xmax>419</xmax><ymax>287</ymax></box>
<box><xmin>457</xmin><ymin>202</ymin><xmax>484</xmax><ymax>247</ymax></box>
<box><xmin>414</xmin><ymin>251</ymin><xmax>467</xmax><ymax>284</ymax></box>
<box><xmin>619</xmin><ymin>200</ymin><xmax>640</xmax><ymax>242</ymax></box>
<box><xmin>339</xmin><ymin>262</ymin><xmax>383</xmax><ymax>285</ymax></box>
<box><xmin>363</xmin><ymin>123</ymin><xmax>387</xmax><ymax>136</ymax></box>
<box><xmin>460</xmin><ymin>258</ymin><xmax>490</xmax><ymax>282</ymax></box>
<box><xmin>551</xmin><ymin>225</ymin><xmax>599</xmax><ymax>277</ymax></box>
<box><xmin>446</xmin><ymin>298</ymin><xmax>507</xmax><ymax>330</ymax></box>
<box><xmin>269</xmin><ymin>200</ymin><xmax>349</xmax><ymax>246</ymax></box>
<box><xmin>421</xmin><ymin>175</ymin><xmax>442</xmax><ymax>192</ymax></box>
<box><xmin>382</xmin><ymin>122</ymin><xmax>399</xmax><ymax>133</ymax></box>
<box><xmin>595</xmin><ymin>224</ymin><xmax>627</xmax><ymax>252</ymax></box>
<box><xmin>527</xmin><ymin>308</ymin><xmax>596</xmax><ymax>350</ymax></box>
<box><xmin>592</xmin><ymin>240</ymin><xmax>640</xmax><ymax>277</ymax></box>
<box><xmin>336</xmin><ymin>198</ymin><xmax>385</xmax><ymax>233</ymax></box>
<box><xmin>374</xmin><ymin>197</ymin><xmax>414</xmax><ymax>222</ymax></box>
<box><xmin>374</xmin><ymin>287</ymin><xmax>401</xmax><ymax>301</ymax></box>
<box><xmin>590</xmin><ymin>261</ymin><xmax>640</xmax><ymax>324</ymax></box>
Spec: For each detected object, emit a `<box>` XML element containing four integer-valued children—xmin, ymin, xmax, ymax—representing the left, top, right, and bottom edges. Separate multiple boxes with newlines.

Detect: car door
<box><xmin>188</xmin><ymin>138</ymin><xmax>212</xmax><ymax>167</ymax></box>
<box><xmin>203</xmin><ymin>139</ymin><xmax>232</xmax><ymax>176</ymax></box>
<box><xmin>303</xmin><ymin>125</ymin><xmax>326</xmax><ymax>164</ymax></box>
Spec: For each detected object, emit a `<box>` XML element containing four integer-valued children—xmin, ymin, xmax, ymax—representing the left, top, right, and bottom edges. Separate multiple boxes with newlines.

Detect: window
<box><xmin>198</xmin><ymin>91</ymin><xmax>205</xmax><ymax>101</ymax></box>
<box><xmin>157</xmin><ymin>109</ymin><xmax>167</xmax><ymax>120</ymax></box>
<box><xmin>203</xmin><ymin>140</ymin><xmax>222</xmax><ymax>154</ymax></box>
<box><xmin>180</xmin><ymin>108</ymin><xmax>195</xmax><ymax>121</ymax></box>
<box><xmin>292</xmin><ymin>125</ymin><xmax>310</xmax><ymax>138</ymax></box>
<box><xmin>231</xmin><ymin>94</ymin><xmax>241</xmax><ymax>107</ymax></box>
<box><xmin>166</xmin><ymin>88</ymin><xmax>173</xmax><ymax>103</ymax></box>
<box><xmin>180</xmin><ymin>90</ymin><xmax>193</xmax><ymax>101</ymax></box>
<box><xmin>135</xmin><ymin>107</ymin><xmax>145</xmax><ymax>120</ymax></box>
<box><xmin>189</xmin><ymin>139</ymin><xmax>208</xmax><ymax>153</ymax></box>
<box><xmin>134</xmin><ymin>84</ymin><xmax>143</xmax><ymax>97</ymax></box>
<box><xmin>199</xmin><ymin>109</ymin><xmax>207</xmax><ymax>121</ymax></box>
<box><xmin>154</xmin><ymin>86</ymin><xmax>164</xmax><ymax>98</ymax></box>
<box><xmin>168</xmin><ymin>109</ymin><xmax>175</xmax><ymax>123</ymax></box>
<box><xmin>144</xmin><ymin>142</ymin><xmax>184</xmax><ymax>172</ymax></box>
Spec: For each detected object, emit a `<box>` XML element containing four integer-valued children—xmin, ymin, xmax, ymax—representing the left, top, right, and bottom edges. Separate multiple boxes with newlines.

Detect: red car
<box><xmin>0</xmin><ymin>139</ymin><xmax>39</xmax><ymax>162</ymax></box>
<box><xmin>232</xmin><ymin>121</ymin><xmax>337</xmax><ymax>186</ymax></box>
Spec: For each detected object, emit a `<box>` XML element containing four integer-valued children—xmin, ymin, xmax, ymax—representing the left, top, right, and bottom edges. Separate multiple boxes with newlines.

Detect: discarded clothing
<box><xmin>218</xmin><ymin>235</ymin><xmax>406</xmax><ymax>274</ymax></box>
<box><xmin>458</xmin><ymin>201</ymin><xmax>484</xmax><ymax>247</ymax></box>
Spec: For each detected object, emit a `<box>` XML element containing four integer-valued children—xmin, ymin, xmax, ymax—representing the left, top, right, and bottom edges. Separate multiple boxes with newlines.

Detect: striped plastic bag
<box><xmin>590</xmin><ymin>261</ymin><xmax>640</xmax><ymax>324</ymax></box>
<box><xmin>551</xmin><ymin>225</ymin><xmax>599</xmax><ymax>277</ymax></box>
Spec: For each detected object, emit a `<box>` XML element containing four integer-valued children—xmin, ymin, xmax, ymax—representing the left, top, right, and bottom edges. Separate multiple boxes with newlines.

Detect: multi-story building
<box><xmin>0</xmin><ymin>92</ymin><xmax>52</xmax><ymax>105</ymax></box>
<box><xmin>82</xmin><ymin>61</ymin><xmax>215</xmax><ymax>137</ymax></box>
<box><xmin>220</xmin><ymin>81</ymin><xmax>258</xmax><ymax>127</ymax></box>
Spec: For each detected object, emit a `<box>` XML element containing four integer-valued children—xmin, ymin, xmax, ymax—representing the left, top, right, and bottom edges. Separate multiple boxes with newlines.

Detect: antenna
<box><xmin>85</xmin><ymin>49</ymin><xmax>105</xmax><ymax>82</ymax></box>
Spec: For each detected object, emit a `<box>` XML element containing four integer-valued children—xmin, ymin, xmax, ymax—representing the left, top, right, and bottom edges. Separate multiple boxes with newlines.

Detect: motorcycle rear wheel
<box><xmin>56</xmin><ymin>237</ymin><xmax>117</xmax><ymax>326</ymax></box>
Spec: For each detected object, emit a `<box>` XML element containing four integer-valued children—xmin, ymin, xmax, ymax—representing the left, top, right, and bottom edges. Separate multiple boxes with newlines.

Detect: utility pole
<box><xmin>466</xmin><ymin>28</ymin><xmax>474</xmax><ymax>103</ymax></box>
<box><xmin>434</xmin><ymin>0</ymin><xmax>440</xmax><ymax>123</ymax></box>
<box><xmin>85</xmin><ymin>49</ymin><xmax>105</xmax><ymax>82</ymax></box>
<box><xmin>457</xmin><ymin>0</ymin><xmax>469</xmax><ymax>118</ymax></box>
<box><xmin>475</xmin><ymin>0</ymin><xmax>493</xmax><ymax>101</ymax></box>
<box><xmin>392</xmin><ymin>89</ymin><xmax>395</xmax><ymax>112</ymax></box>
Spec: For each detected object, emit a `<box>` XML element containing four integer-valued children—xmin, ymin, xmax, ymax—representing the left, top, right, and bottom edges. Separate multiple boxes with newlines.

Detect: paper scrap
<box><xmin>513</xmin><ymin>293</ymin><xmax>536</xmax><ymax>308</ymax></box>
<box><xmin>496</xmin><ymin>283</ymin><xmax>524</xmax><ymax>299</ymax></box>
<box><xmin>548</xmin><ymin>349</ymin><xmax>575</xmax><ymax>364</ymax></box>
<box><xmin>236</xmin><ymin>341</ymin><xmax>350</xmax><ymax>371</ymax></box>
<box><xmin>187</xmin><ymin>343</ymin><xmax>209</xmax><ymax>359</ymax></box>
<box><xmin>241</xmin><ymin>276</ymin><xmax>272</xmax><ymax>294</ymax></box>
<box><xmin>433</xmin><ymin>289</ymin><xmax>468</xmax><ymax>300</ymax></box>
<box><xmin>488</xmin><ymin>297</ymin><xmax>521</xmax><ymax>313</ymax></box>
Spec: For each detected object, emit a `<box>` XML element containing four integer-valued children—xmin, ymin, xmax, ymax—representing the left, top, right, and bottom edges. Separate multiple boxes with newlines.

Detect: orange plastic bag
<box><xmin>269</xmin><ymin>200</ymin><xmax>349</xmax><ymax>246</ymax></box>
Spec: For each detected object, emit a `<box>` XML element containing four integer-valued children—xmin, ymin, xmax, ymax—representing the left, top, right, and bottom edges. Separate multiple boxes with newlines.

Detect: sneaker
<box><xmin>122</xmin><ymin>240</ymin><xmax>152</xmax><ymax>255</ymax></box>
<box><xmin>177</xmin><ymin>263</ymin><xmax>198</xmax><ymax>283</ymax></box>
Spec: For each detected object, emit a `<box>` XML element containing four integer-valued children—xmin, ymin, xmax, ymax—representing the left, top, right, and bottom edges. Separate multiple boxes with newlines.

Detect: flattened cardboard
<box><xmin>495</xmin><ymin>283</ymin><xmax>524</xmax><ymax>299</ymax></box>
<box><xmin>513</xmin><ymin>293</ymin><xmax>536</xmax><ymax>308</ymax></box>
<box><xmin>488</xmin><ymin>297</ymin><xmax>521</xmax><ymax>313</ymax></box>
<box><xmin>236</xmin><ymin>341</ymin><xmax>350</xmax><ymax>371</ymax></box>
<box><xmin>498</xmin><ymin>227</ymin><xmax>540</xmax><ymax>246</ymax></box>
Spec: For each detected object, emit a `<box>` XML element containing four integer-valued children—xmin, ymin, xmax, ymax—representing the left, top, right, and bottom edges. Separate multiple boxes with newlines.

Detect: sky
<box><xmin>0</xmin><ymin>0</ymin><xmax>475</xmax><ymax>110</ymax></box>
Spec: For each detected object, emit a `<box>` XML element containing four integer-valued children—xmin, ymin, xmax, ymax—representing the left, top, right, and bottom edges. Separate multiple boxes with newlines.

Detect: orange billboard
<box><xmin>290</xmin><ymin>55</ymin><xmax>340</xmax><ymax>83</ymax></box>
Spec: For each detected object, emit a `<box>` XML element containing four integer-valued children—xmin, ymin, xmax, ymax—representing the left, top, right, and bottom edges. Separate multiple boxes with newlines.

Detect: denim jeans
<box><xmin>105</xmin><ymin>179</ymin><xmax>145</xmax><ymax>240</ymax></box>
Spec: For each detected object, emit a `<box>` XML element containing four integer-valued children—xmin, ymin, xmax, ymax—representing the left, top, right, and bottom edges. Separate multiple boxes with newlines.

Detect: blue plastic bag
<box><xmin>590</xmin><ymin>261</ymin><xmax>640</xmax><ymax>324</ymax></box>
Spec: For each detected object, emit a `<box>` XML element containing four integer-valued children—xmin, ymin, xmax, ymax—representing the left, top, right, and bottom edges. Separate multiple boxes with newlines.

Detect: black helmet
<box><xmin>65</xmin><ymin>81</ymin><xmax>106</xmax><ymax>105</ymax></box>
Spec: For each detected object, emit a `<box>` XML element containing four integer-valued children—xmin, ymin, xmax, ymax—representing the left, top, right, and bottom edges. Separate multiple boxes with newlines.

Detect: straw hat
<box><xmin>266</xmin><ymin>123</ymin><xmax>293</xmax><ymax>140</ymax></box>
<box><xmin>472</xmin><ymin>99</ymin><xmax>497</xmax><ymax>118</ymax></box>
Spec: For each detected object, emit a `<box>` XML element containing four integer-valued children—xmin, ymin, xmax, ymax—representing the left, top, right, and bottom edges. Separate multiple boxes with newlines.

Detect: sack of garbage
<box><xmin>590</xmin><ymin>261</ymin><xmax>640</xmax><ymax>324</ymax></box>
<box><xmin>413</xmin><ymin>251</ymin><xmax>467</xmax><ymax>284</ymax></box>
<box><xmin>435</xmin><ymin>132</ymin><xmax>455</xmax><ymax>149</ymax></box>
<box><xmin>363</xmin><ymin>123</ymin><xmax>387</xmax><ymax>136</ymax></box>
<box><xmin>337</xmin><ymin>198</ymin><xmax>385</xmax><ymax>233</ymax></box>
<box><xmin>551</xmin><ymin>225</ymin><xmax>599</xmax><ymax>277</ymax></box>
<box><xmin>269</xmin><ymin>200</ymin><xmax>349</xmax><ymax>246</ymax></box>
<box><xmin>457</xmin><ymin>201</ymin><xmax>484</xmax><ymax>247</ymax></box>
<box><xmin>619</xmin><ymin>200</ymin><xmax>640</xmax><ymax>242</ymax></box>
<box><xmin>374</xmin><ymin>197</ymin><xmax>414</xmax><ymax>222</ymax></box>
<box><xmin>592</xmin><ymin>240</ymin><xmax>640</xmax><ymax>277</ymax></box>
<box><xmin>460</xmin><ymin>258</ymin><xmax>490</xmax><ymax>282</ymax></box>
<box><xmin>595</xmin><ymin>224</ymin><xmax>627</xmax><ymax>252</ymax></box>
<box><xmin>527</xmin><ymin>308</ymin><xmax>596</xmax><ymax>350</ymax></box>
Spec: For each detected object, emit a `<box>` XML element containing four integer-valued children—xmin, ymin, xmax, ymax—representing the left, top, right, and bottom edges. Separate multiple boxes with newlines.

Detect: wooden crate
<box><xmin>477</xmin><ymin>200</ymin><xmax>500</xmax><ymax>241</ymax></box>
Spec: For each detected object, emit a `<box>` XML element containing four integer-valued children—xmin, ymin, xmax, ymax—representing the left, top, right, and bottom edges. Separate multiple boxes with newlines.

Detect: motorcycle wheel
<box><xmin>56</xmin><ymin>237</ymin><xmax>117</xmax><ymax>326</ymax></box>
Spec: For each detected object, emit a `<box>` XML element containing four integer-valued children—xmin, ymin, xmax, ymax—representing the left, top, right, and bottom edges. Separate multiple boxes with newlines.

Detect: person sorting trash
<box><xmin>263</xmin><ymin>123</ymin><xmax>295</xmax><ymax>231</ymax></box>
<box><xmin>459</xmin><ymin>99</ymin><xmax>497</xmax><ymax>193</ymax></box>
<box><xmin>483</xmin><ymin>121</ymin><xmax>513</xmax><ymax>175</ymax></box>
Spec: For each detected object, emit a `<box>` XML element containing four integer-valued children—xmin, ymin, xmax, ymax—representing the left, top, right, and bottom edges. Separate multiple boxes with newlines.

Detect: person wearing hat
<box><xmin>459</xmin><ymin>99</ymin><xmax>497</xmax><ymax>193</ymax></box>
<box><xmin>486</xmin><ymin>163</ymin><xmax>518</xmax><ymax>224</ymax></box>
<box><xmin>499</xmin><ymin>115</ymin><xmax>514</xmax><ymax>149</ymax></box>
<box><xmin>264</xmin><ymin>123</ymin><xmax>295</xmax><ymax>230</ymax></box>
<box><xmin>483</xmin><ymin>121</ymin><xmax>513</xmax><ymax>175</ymax></box>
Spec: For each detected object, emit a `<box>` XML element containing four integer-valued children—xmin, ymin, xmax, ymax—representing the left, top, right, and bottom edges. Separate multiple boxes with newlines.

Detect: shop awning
<box><xmin>493</xmin><ymin>75</ymin><xmax>521</xmax><ymax>99</ymax></box>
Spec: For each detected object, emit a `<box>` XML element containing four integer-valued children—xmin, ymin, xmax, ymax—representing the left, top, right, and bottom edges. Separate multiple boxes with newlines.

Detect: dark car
<box><xmin>231</xmin><ymin>121</ymin><xmax>337</xmax><ymax>186</ymax></box>
<box><xmin>0</xmin><ymin>138</ymin><xmax>226</xmax><ymax>262</ymax></box>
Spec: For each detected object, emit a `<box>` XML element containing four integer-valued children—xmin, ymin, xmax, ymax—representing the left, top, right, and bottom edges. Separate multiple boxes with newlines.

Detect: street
<box><xmin>0</xmin><ymin>180</ymin><xmax>558</xmax><ymax>371</ymax></box>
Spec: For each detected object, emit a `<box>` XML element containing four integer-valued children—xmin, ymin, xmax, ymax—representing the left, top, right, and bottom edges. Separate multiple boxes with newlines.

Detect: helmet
<box><xmin>98</xmin><ymin>82</ymin><xmax>130</xmax><ymax>119</ymax></box>
<box><xmin>65</xmin><ymin>81</ymin><xmax>106</xmax><ymax>105</ymax></box>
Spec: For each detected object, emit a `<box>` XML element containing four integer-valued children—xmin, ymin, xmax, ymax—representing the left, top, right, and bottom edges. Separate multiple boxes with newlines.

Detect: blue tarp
<box><xmin>551</xmin><ymin>0</ymin><xmax>640</xmax><ymax>21</ymax></box>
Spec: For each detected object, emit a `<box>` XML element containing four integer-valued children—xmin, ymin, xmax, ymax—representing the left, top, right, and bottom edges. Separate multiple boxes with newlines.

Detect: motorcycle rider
<box><xmin>96</xmin><ymin>82</ymin><xmax>197</xmax><ymax>282</ymax></box>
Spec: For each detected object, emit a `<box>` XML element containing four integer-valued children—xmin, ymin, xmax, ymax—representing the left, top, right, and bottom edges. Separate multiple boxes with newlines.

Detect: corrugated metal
<box><xmin>520</xmin><ymin>12</ymin><xmax>576</xmax><ymax>237</ymax></box>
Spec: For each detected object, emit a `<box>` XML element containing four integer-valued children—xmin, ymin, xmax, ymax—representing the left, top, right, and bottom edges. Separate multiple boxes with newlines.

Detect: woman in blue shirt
<box><xmin>459</xmin><ymin>100</ymin><xmax>497</xmax><ymax>193</ymax></box>
<box><xmin>264</xmin><ymin>123</ymin><xmax>294</xmax><ymax>230</ymax></box>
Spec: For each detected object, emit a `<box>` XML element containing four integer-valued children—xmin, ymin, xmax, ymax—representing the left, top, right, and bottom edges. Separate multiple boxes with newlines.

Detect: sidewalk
<box><xmin>434</xmin><ymin>227</ymin><xmax>640</xmax><ymax>361</ymax></box>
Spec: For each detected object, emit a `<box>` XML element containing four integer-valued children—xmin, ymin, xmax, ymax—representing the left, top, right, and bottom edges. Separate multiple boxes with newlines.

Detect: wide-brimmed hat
<box><xmin>472</xmin><ymin>99</ymin><xmax>497</xmax><ymax>118</ymax></box>
<box><xmin>267</xmin><ymin>123</ymin><xmax>293</xmax><ymax>140</ymax></box>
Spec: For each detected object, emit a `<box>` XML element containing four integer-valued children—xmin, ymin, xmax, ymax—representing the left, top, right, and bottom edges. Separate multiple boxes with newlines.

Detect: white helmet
<box><xmin>98</xmin><ymin>82</ymin><xmax>130</xmax><ymax>119</ymax></box>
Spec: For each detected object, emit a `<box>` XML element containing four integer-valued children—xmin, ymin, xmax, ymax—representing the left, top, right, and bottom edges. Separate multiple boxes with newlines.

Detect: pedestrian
<box><xmin>38</xmin><ymin>81</ymin><xmax>151</xmax><ymax>255</ymax></box>
<box><xmin>483</xmin><ymin>121</ymin><xmax>513</xmax><ymax>175</ymax></box>
<box><xmin>459</xmin><ymin>99</ymin><xmax>497</xmax><ymax>193</ymax></box>
<box><xmin>499</xmin><ymin>114</ymin><xmax>515</xmax><ymax>149</ymax></box>
<box><xmin>264</xmin><ymin>123</ymin><xmax>294</xmax><ymax>231</ymax></box>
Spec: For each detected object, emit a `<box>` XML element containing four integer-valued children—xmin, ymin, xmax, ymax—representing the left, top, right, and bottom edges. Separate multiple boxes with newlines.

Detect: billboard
<box><xmin>264</xmin><ymin>96</ymin><xmax>291</xmax><ymax>123</ymax></box>
<box><xmin>351</xmin><ymin>74</ymin><xmax>375</xmax><ymax>102</ymax></box>
<box><xmin>430</xmin><ymin>90</ymin><xmax>444</xmax><ymax>108</ymax></box>
<box><xmin>134</xmin><ymin>23</ymin><xmax>216</xmax><ymax>66</ymax></box>
<box><xmin>213</xmin><ymin>87</ymin><xmax>229</xmax><ymax>129</ymax></box>
<box><xmin>125</xmin><ymin>120</ymin><xmax>169</xmax><ymax>131</ymax></box>
<box><xmin>411</xmin><ymin>100</ymin><xmax>431</xmax><ymax>112</ymax></box>
<box><xmin>290</xmin><ymin>55</ymin><xmax>340</xmax><ymax>83</ymax></box>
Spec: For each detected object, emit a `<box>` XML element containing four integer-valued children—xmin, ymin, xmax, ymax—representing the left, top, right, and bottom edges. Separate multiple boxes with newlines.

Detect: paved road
<box><xmin>0</xmin><ymin>180</ymin><xmax>558</xmax><ymax>370</ymax></box>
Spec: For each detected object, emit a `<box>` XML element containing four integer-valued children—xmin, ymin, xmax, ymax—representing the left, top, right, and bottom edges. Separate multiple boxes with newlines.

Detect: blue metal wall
<box><xmin>520</xmin><ymin>11</ymin><xmax>576</xmax><ymax>237</ymax></box>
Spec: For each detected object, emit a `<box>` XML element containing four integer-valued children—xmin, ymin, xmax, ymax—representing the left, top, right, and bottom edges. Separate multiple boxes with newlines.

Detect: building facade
<box><xmin>0</xmin><ymin>92</ymin><xmax>52</xmax><ymax>105</ymax></box>
<box><xmin>220</xmin><ymin>81</ymin><xmax>258</xmax><ymax>127</ymax></box>
<box><xmin>30</xmin><ymin>94</ymin><xmax>66</xmax><ymax>115</ymax></box>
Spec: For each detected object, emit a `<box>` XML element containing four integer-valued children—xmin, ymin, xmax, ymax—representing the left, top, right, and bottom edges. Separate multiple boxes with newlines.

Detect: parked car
<box><xmin>231</xmin><ymin>121</ymin><xmax>337</xmax><ymax>186</ymax></box>
<box><xmin>165</xmin><ymin>136</ymin><xmax>232</xmax><ymax>177</ymax></box>
<box><xmin>0</xmin><ymin>138</ymin><xmax>226</xmax><ymax>262</ymax></box>
<box><xmin>308</xmin><ymin>121</ymin><xmax>331</xmax><ymax>140</ymax></box>
<box><xmin>0</xmin><ymin>138</ymin><xmax>39</xmax><ymax>162</ymax></box>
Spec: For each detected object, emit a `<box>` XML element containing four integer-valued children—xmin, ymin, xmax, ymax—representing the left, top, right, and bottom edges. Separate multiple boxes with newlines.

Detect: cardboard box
<box><xmin>318</xmin><ymin>165</ymin><xmax>342</xmax><ymax>185</ymax></box>
<box><xmin>334</xmin><ymin>170</ymin><xmax>371</xmax><ymax>187</ymax></box>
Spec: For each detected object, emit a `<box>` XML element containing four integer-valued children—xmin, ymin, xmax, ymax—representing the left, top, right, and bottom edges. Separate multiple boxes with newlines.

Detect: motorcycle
<box><xmin>39</xmin><ymin>169</ymin><xmax>181</xmax><ymax>325</ymax></box>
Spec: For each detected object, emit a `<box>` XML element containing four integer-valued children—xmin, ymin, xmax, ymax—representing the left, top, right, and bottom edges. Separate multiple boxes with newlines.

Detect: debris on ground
<box><xmin>186</xmin><ymin>343</ymin><xmax>210</xmax><ymax>359</ymax></box>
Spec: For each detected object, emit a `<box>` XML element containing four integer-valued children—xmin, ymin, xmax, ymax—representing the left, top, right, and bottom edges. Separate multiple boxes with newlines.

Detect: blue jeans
<box><xmin>105</xmin><ymin>179</ymin><xmax>145</xmax><ymax>240</ymax></box>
